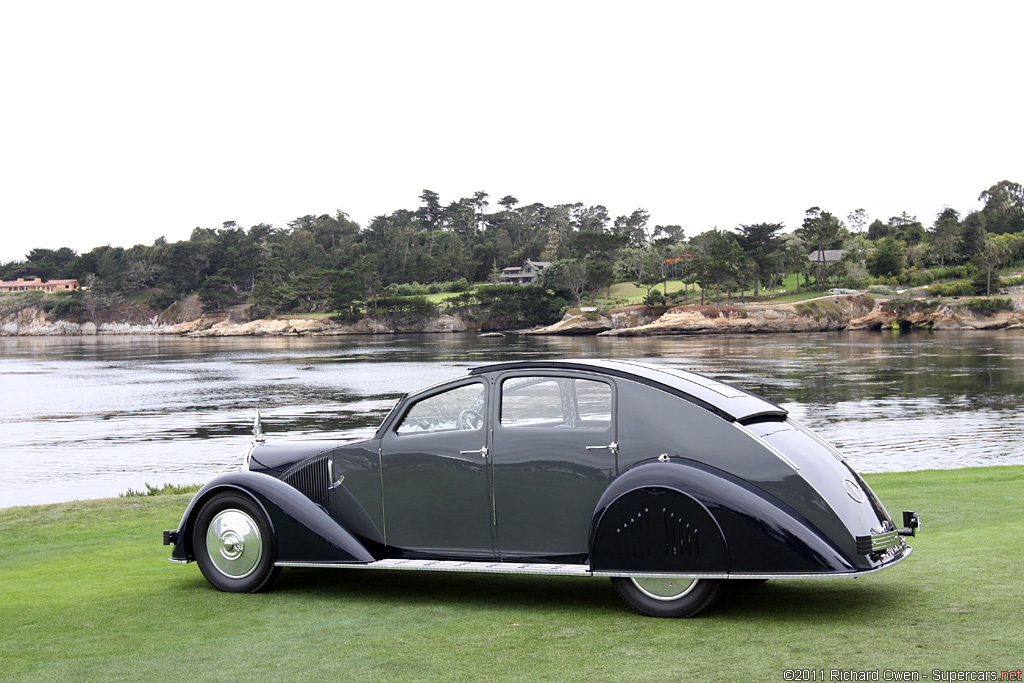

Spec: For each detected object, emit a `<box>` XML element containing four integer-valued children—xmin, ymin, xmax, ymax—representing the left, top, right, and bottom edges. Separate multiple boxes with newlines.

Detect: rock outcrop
<box><xmin>521</xmin><ymin>312</ymin><xmax>614</xmax><ymax>335</ymax></box>
<box><xmin>598</xmin><ymin>295</ymin><xmax>875</xmax><ymax>336</ymax></box>
<box><xmin>848</xmin><ymin>299</ymin><xmax>1024</xmax><ymax>331</ymax></box>
<box><xmin>170</xmin><ymin>313</ymin><xmax>472</xmax><ymax>337</ymax></box>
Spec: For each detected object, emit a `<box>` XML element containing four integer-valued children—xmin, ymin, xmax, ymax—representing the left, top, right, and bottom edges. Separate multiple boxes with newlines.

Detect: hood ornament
<box><xmin>253</xmin><ymin>409</ymin><xmax>266</xmax><ymax>443</ymax></box>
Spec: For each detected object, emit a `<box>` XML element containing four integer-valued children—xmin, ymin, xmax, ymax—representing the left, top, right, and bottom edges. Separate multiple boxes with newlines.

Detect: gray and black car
<box><xmin>164</xmin><ymin>359</ymin><xmax>919</xmax><ymax>617</ymax></box>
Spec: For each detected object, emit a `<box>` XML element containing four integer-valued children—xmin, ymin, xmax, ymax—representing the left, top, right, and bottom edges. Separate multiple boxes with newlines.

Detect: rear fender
<box><xmin>590</xmin><ymin>459</ymin><xmax>855</xmax><ymax>574</ymax></box>
<box><xmin>169</xmin><ymin>471</ymin><xmax>375</xmax><ymax>565</ymax></box>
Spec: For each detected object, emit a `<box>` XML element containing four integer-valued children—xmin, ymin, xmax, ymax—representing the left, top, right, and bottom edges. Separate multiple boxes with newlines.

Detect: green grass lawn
<box><xmin>607</xmin><ymin>279</ymin><xmax>698</xmax><ymax>304</ymax></box>
<box><xmin>2</xmin><ymin>466</ymin><xmax>1021</xmax><ymax>681</ymax></box>
<box><xmin>606</xmin><ymin>274</ymin><xmax>830</xmax><ymax>307</ymax></box>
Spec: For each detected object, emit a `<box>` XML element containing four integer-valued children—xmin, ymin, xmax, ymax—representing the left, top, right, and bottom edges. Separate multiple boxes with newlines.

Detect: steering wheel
<box><xmin>458</xmin><ymin>409</ymin><xmax>484</xmax><ymax>430</ymax></box>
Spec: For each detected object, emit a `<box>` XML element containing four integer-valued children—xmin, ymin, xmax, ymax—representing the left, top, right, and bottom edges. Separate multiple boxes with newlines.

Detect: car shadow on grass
<box><xmin>252</xmin><ymin>567</ymin><xmax>916</xmax><ymax>619</ymax></box>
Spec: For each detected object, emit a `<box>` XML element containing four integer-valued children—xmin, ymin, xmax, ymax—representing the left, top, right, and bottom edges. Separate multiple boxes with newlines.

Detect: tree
<box><xmin>867</xmin><ymin>219</ymin><xmax>892</xmax><ymax>241</ymax></box>
<box><xmin>616</xmin><ymin>246</ymin><xmax>661</xmax><ymax>295</ymax></box>
<box><xmin>570</xmin><ymin>204</ymin><xmax>611</xmax><ymax>233</ymax></box>
<box><xmin>978</xmin><ymin>180</ymin><xmax>1024</xmax><ymax>235</ymax></box>
<box><xmin>972</xmin><ymin>238</ymin><xmax>1010</xmax><ymax>296</ymax></box>
<box><xmin>960</xmin><ymin>212</ymin><xmax>988</xmax><ymax>260</ymax></box>
<box><xmin>690</xmin><ymin>229</ymin><xmax>743</xmax><ymax>304</ymax></box>
<box><xmin>890</xmin><ymin>213</ymin><xmax>926</xmax><ymax>245</ymax></box>
<box><xmin>735</xmin><ymin>222</ymin><xmax>785</xmax><ymax>297</ymax></box>
<box><xmin>470</xmin><ymin>191</ymin><xmax>489</xmax><ymax>234</ymax></box>
<box><xmin>542</xmin><ymin>259</ymin><xmax>589</xmax><ymax>305</ymax></box>
<box><xmin>329</xmin><ymin>269</ymin><xmax>363</xmax><ymax>322</ymax></box>
<box><xmin>929</xmin><ymin>207</ymin><xmax>961</xmax><ymax>267</ymax></box>
<box><xmin>847</xmin><ymin>208</ymin><xmax>868</xmax><ymax>234</ymax></box>
<box><xmin>797</xmin><ymin>207</ymin><xmax>842</xmax><ymax>290</ymax></box>
<box><xmin>612</xmin><ymin>209</ymin><xmax>651</xmax><ymax>247</ymax></box>
<box><xmin>866</xmin><ymin>237</ymin><xmax>906</xmax><ymax>278</ymax></box>
<box><xmin>568</xmin><ymin>231</ymin><xmax>626</xmax><ymax>261</ymax></box>
<box><xmin>197</xmin><ymin>275</ymin><xmax>241</xmax><ymax>311</ymax></box>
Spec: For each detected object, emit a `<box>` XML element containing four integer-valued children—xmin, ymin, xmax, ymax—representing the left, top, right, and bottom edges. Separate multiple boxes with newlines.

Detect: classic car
<box><xmin>163</xmin><ymin>359</ymin><xmax>919</xmax><ymax>617</ymax></box>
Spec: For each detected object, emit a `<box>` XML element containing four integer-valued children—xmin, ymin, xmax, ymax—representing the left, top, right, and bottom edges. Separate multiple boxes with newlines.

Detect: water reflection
<box><xmin>2</xmin><ymin>331</ymin><xmax>1024</xmax><ymax>507</ymax></box>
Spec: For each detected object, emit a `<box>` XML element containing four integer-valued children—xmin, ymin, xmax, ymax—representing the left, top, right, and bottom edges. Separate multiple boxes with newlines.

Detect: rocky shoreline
<box><xmin>3</xmin><ymin>294</ymin><xmax>1024</xmax><ymax>337</ymax></box>
<box><xmin>523</xmin><ymin>294</ymin><xmax>1024</xmax><ymax>336</ymax></box>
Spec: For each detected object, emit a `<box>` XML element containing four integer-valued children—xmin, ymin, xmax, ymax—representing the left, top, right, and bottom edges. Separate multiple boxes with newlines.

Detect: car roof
<box><xmin>469</xmin><ymin>359</ymin><xmax>787</xmax><ymax>423</ymax></box>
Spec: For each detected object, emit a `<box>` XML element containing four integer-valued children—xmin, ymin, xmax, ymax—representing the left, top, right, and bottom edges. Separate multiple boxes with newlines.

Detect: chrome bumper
<box><xmin>856</xmin><ymin>511</ymin><xmax>920</xmax><ymax>555</ymax></box>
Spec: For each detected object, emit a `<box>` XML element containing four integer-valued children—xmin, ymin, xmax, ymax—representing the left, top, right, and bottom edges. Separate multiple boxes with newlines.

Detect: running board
<box><xmin>273</xmin><ymin>546</ymin><xmax>910</xmax><ymax>579</ymax></box>
<box><xmin>276</xmin><ymin>558</ymin><xmax>728</xmax><ymax>579</ymax></box>
<box><xmin>277</xmin><ymin>559</ymin><xmax>594</xmax><ymax>576</ymax></box>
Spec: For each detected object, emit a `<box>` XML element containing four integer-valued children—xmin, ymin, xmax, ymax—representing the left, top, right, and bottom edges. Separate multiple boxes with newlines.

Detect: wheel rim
<box><xmin>631</xmin><ymin>577</ymin><xmax>698</xmax><ymax>601</ymax></box>
<box><xmin>205</xmin><ymin>509</ymin><xmax>263</xmax><ymax>579</ymax></box>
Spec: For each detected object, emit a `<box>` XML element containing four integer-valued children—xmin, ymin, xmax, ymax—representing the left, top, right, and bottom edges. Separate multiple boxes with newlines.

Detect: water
<box><xmin>2</xmin><ymin>331</ymin><xmax>1024</xmax><ymax>508</ymax></box>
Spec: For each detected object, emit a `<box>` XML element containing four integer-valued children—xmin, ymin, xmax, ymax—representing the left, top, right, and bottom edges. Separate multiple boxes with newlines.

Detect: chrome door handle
<box><xmin>459</xmin><ymin>446</ymin><xmax>488</xmax><ymax>458</ymax></box>
<box><xmin>585</xmin><ymin>441</ymin><xmax>618</xmax><ymax>455</ymax></box>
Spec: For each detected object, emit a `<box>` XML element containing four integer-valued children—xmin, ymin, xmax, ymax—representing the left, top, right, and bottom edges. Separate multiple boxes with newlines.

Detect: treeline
<box><xmin>2</xmin><ymin>181</ymin><xmax>1023</xmax><ymax>320</ymax></box>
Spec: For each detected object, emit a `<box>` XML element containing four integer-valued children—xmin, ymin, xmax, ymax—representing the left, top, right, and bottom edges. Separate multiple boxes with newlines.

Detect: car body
<box><xmin>164</xmin><ymin>359</ymin><xmax>919</xmax><ymax>617</ymax></box>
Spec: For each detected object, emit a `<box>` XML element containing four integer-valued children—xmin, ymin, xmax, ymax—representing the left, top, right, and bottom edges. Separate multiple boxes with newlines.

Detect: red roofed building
<box><xmin>0</xmin><ymin>277</ymin><xmax>80</xmax><ymax>293</ymax></box>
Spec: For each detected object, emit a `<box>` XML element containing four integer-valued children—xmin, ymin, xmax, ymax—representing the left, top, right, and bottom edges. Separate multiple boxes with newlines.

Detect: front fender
<box><xmin>169</xmin><ymin>471</ymin><xmax>375</xmax><ymax>565</ymax></box>
<box><xmin>589</xmin><ymin>458</ymin><xmax>856</xmax><ymax>575</ymax></box>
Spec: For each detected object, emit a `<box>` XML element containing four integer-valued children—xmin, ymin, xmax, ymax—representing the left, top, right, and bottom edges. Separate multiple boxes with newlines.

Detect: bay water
<box><xmin>2</xmin><ymin>331</ymin><xmax>1023</xmax><ymax>508</ymax></box>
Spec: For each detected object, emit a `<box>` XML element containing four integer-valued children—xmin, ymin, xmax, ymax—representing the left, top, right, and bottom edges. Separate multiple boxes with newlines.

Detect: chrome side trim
<box><xmin>274</xmin><ymin>547</ymin><xmax>911</xmax><ymax>578</ymax></box>
<box><xmin>594</xmin><ymin>571</ymin><xmax>730</xmax><ymax>580</ymax></box>
<box><xmin>168</xmin><ymin>558</ymin><xmax>189</xmax><ymax>565</ymax></box>
<box><xmin>276</xmin><ymin>559</ymin><xmax>591</xmax><ymax>576</ymax></box>
<box><xmin>725</xmin><ymin>545</ymin><xmax>913</xmax><ymax>579</ymax></box>
<box><xmin>732</xmin><ymin>422</ymin><xmax>800</xmax><ymax>471</ymax></box>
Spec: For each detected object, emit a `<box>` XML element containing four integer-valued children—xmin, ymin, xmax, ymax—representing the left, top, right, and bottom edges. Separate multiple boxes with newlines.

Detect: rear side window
<box><xmin>500</xmin><ymin>376</ymin><xmax>611</xmax><ymax>429</ymax></box>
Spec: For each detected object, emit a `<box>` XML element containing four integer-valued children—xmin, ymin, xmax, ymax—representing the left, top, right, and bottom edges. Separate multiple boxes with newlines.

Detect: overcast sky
<box><xmin>1</xmin><ymin>1</ymin><xmax>1021</xmax><ymax>263</ymax></box>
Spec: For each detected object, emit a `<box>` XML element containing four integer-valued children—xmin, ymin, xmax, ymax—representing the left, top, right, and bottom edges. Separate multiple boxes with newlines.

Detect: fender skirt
<box><xmin>590</xmin><ymin>459</ymin><xmax>855</xmax><ymax>575</ymax></box>
<box><xmin>169</xmin><ymin>471</ymin><xmax>375</xmax><ymax>565</ymax></box>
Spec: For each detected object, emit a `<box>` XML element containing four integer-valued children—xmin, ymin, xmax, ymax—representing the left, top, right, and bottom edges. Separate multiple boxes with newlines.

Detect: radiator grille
<box><xmin>282</xmin><ymin>455</ymin><xmax>330</xmax><ymax>507</ymax></box>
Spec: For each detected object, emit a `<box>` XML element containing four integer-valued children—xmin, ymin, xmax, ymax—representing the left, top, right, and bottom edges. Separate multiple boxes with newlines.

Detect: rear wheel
<box><xmin>611</xmin><ymin>576</ymin><xmax>722</xmax><ymax>618</ymax></box>
<box><xmin>193</xmin><ymin>492</ymin><xmax>280</xmax><ymax>593</ymax></box>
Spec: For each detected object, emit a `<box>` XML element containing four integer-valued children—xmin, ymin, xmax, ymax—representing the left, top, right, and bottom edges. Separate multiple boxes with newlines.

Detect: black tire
<box><xmin>611</xmin><ymin>577</ymin><xmax>722</xmax><ymax>618</ymax></box>
<box><xmin>193</xmin><ymin>492</ymin><xmax>280</xmax><ymax>593</ymax></box>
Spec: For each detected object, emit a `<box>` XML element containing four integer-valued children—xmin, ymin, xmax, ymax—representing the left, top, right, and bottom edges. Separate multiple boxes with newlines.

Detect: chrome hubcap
<box><xmin>631</xmin><ymin>577</ymin><xmax>698</xmax><ymax>601</ymax></box>
<box><xmin>206</xmin><ymin>509</ymin><xmax>262</xmax><ymax>579</ymax></box>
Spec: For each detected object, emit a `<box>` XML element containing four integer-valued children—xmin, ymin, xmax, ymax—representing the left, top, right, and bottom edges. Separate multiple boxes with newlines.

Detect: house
<box><xmin>498</xmin><ymin>260</ymin><xmax>551</xmax><ymax>285</ymax></box>
<box><xmin>807</xmin><ymin>249</ymin><xmax>848</xmax><ymax>266</ymax></box>
<box><xmin>0</xmin><ymin>277</ymin><xmax>80</xmax><ymax>293</ymax></box>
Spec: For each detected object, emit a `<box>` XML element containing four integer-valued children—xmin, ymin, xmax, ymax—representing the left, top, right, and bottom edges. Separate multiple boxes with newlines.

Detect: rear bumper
<box><xmin>857</xmin><ymin>510</ymin><xmax>920</xmax><ymax>555</ymax></box>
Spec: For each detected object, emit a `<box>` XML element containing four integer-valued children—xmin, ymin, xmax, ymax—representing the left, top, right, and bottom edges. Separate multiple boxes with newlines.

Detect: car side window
<box><xmin>575</xmin><ymin>379</ymin><xmax>612</xmax><ymax>428</ymax></box>
<box><xmin>395</xmin><ymin>383</ymin><xmax>485</xmax><ymax>435</ymax></box>
<box><xmin>501</xmin><ymin>376</ymin><xmax>612</xmax><ymax>429</ymax></box>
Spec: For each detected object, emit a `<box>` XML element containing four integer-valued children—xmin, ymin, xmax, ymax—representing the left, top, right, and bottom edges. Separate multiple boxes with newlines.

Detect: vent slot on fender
<box><xmin>591</xmin><ymin>488</ymin><xmax>728</xmax><ymax>573</ymax></box>
<box><xmin>282</xmin><ymin>455</ymin><xmax>330</xmax><ymax>507</ymax></box>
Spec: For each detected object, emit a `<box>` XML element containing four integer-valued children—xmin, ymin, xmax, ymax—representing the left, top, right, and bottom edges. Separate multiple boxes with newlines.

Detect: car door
<box><xmin>379</xmin><ymin>380</ymin><xmax>496</xmax><ymax>558</ymax></box>
<box><xmin>490</xmin><ymin>372</ymin><xmax>618</xmax><ymax>559</ymax></box>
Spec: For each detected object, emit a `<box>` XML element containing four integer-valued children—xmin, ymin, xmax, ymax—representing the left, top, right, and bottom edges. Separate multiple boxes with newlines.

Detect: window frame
<box><xmin>497</xmin><ymin>373</ymin><xmax>615</xmax><ymax>432</ymax></box>
<box><xmin>392</xmin><ymin>380</ymin><xmax>488</xmax><ymax>437</ymax></box>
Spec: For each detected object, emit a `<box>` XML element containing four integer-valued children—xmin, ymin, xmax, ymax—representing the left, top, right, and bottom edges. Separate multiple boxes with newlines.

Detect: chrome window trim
<box><xmin>391</xmin><ymin>379</ymin><xmax>488</xmax><ymax>437</ymax></box>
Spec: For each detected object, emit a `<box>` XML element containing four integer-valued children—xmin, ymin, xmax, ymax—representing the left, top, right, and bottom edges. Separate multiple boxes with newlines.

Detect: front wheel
<box><xmin>611</xmin><ymin>577</ymin><xmax>722</xmax><ymax>618</ymax></box>
<box><xmin>193</xmin><ymin>492</ymin><xmax>280</xmax><ymax>593</ymax></box>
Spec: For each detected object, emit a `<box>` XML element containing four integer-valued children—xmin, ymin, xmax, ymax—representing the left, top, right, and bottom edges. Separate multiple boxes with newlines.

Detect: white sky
<box><xmin>1</xmin><ymin>1</ymin><xmax>1021</xmax><ymax>263</ymax></box>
